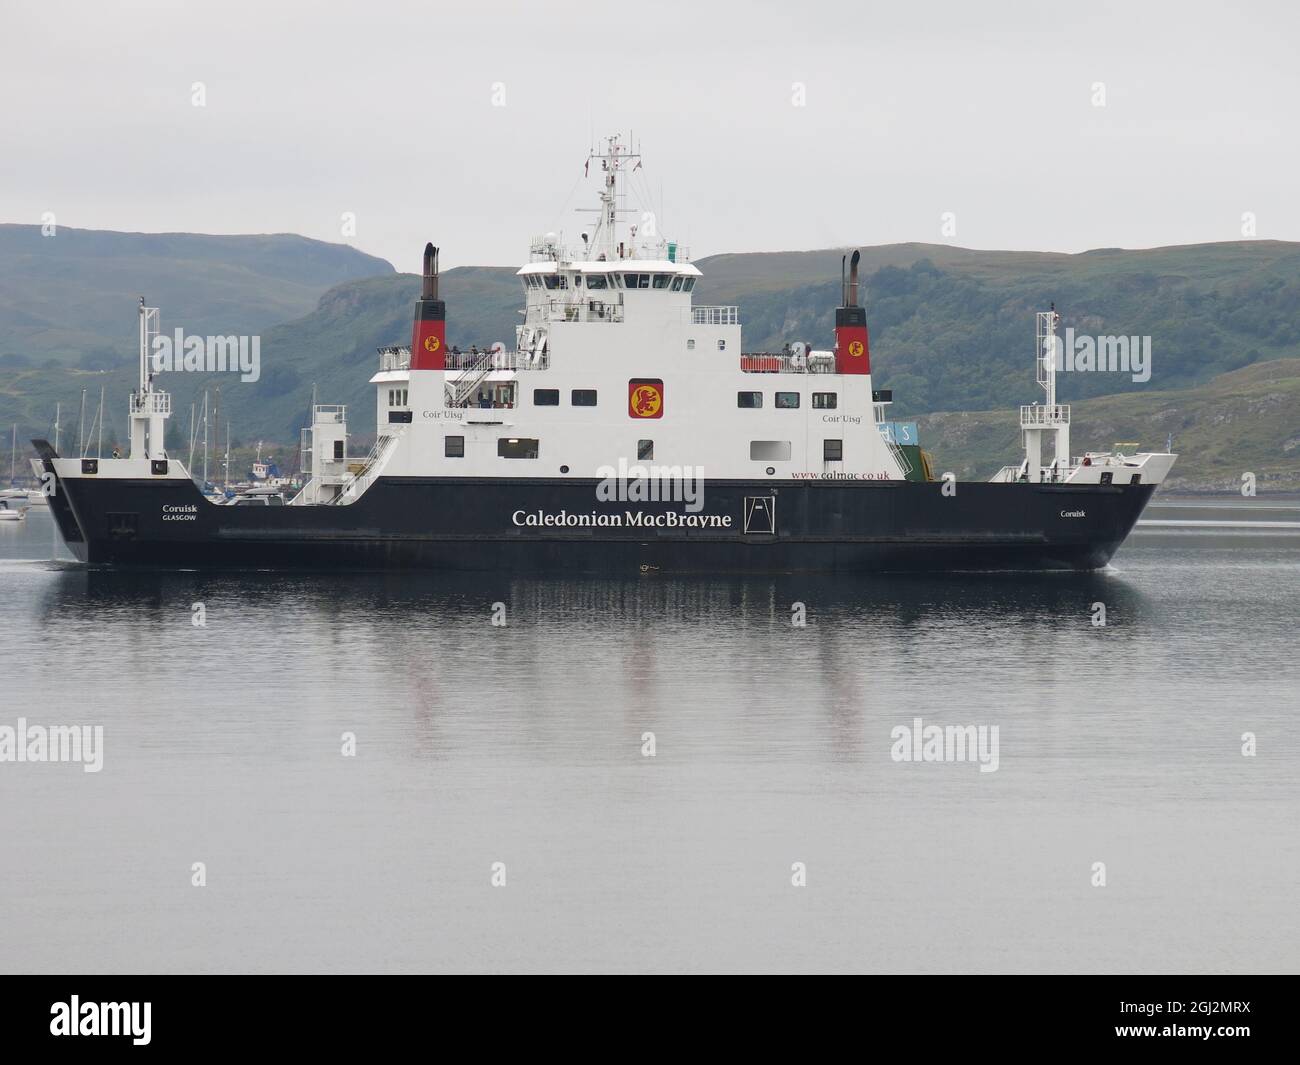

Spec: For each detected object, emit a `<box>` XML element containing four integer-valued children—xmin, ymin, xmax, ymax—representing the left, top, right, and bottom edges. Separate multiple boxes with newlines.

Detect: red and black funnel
<box><xmin>411</xmin><ymin>242</ymin><xmax>446</xmax><ymax>371</ymax></box>
<box><xmin>834</xmin><ymin>249</ymin><xmax>870</xmax><ymax>375</ymax></box>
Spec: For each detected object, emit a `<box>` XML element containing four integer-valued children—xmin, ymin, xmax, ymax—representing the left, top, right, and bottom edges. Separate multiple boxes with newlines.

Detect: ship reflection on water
<box><xmin>4</xmin><ymin>511</ymin><xmax>1298</xmax><ymax>972</ymax></box>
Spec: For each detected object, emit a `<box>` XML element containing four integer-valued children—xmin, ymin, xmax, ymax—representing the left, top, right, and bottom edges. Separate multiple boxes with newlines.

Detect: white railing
<box><xmin>333</xmin><ymin>433</ymin><xmax>399</xmax><ymax>504</ymax></box>
<box><xmin>990</xmin><ymin>463</ymin><xmax>1078</xmax><ymax>484</ymax></box>
<box><xmin>445</xmin><ymin>350</ymin><xmax>549</xmax><ymax>373</ymax></box>
<box><xmin>378</xmin><ymin>346</ymin><xmax>411</xmax><ymax>371</ymax></box>
<box><xmin>1019</xmin><ymin>403</ymin><xmax>1070</xmax><ymax>427</ymax></box>
<box><xmin>692</xmin><ymin>306</ymin><xmax>739</xmax><ymax>325</ymax></box>
<box><xmin>313</xmin><ymin>404</ymin><xmax>346</xmax><ymax>424</ymax></box>
<box><xmin>130</xmin><ymin>391</ymin><xmax>171</xmax><ymax>415</ymax></box>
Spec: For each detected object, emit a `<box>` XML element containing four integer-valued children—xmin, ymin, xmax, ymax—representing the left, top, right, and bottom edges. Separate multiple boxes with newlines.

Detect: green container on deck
<box><xmin>667</xmin><ymin>242</ymin><xmax>677</xmax><ymax>262</ymax></box>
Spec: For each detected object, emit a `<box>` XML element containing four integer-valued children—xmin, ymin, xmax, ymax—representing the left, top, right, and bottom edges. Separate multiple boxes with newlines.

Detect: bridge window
<box><xmin>534</xmin><ymin>389</ymin><xmax>560</xmax><ymax>406</ymax></box>
<box><xmin>750</xmin><ymin>441</ymin><xmax>791</xmax><ymax>461</ymax></box>
<box><xmin>682</xmin><ymin>278</ymin><xmax>696</xmax><ymax>292</ymax></box>
<box><xmin>775</xmin><ymin>392</ymin><xmax>800</xmax><ymax>409</ymax></box>
<box><xmin>499</xmin><ymin>438</ymin><xmax>539</xmax><ymax>459</ymax></box>
<box><xmin>624</xmin><ymin>273</ymin><xmax>650</xmax><ymax>289</ymax></box>
<box><xmin>638</xmin><ymin>439</ymin><xmax>654</xmax><ymax>460</ymax></box>
<box><xmin>813</xmin><ymin>392</ymin><xmax>837</xmax><ymax>409</ymax></box>
<box><xmin>572</xmin><ymin>389</ymin><xmax>597</xmax><ymax>406</ymax></box>
<box><xmin>653</xmin><ymin>274</ymin><xmax>671</xmax><ymax>289</ymax></box>
<box><xmin>737</xmin><ymin>391</ymin><xmax>763</xmax><ymax>409</ymax></box>
<box><xmin>543</xmin><ymin>275</ymin><xmax>568</xmax><ymax>290</ymax></box>
<box><xmin>671</xmin><ymin>277</ymin><xmax>683</xmax><ymax>291</ymax></box>
<box><xmin>824</xmin><ymin>439</ymin><xmax>843</xmax><ymax>461</ymax></box>
<box><xmin>445</xmin><ymin>435</ymin><xmax>464</xmax><ymax>458</ymax></box>
<box><xmin>587</xmin><ymin>274</ymin><xmax>608</xmax><ymax>289</ymax></box>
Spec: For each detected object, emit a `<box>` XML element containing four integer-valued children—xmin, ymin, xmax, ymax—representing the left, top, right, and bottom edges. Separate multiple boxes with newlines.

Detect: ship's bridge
<box><xmin>517</xmin><ymin>259</ymin><xmax>702</xmax><ymax>325</ymax></box>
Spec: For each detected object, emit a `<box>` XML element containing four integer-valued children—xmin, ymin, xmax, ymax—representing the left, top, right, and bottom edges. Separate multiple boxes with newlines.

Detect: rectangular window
<box><xmin>775</xmin><ymin>392</ymin><xmax>800</xmax><ymax>409</ymax></box>
<box><xmin>813</xmin><ymin>392</ymin><xmax>838</xmax><ymax>409</ymax></box>
<box><xmin>624</xmin><ymin>273</ymin><xmax>650</xmax><ymax>289</ymax></box>
<box><xmin>737</xmin><ymin>391</ymin><xmax>763</xmax><ymax>409</ymax></box>
<box><xmin>498</xmin><ymin>438</ymin><xmax>539</xmax><ymax>459</ymax></box>
<box><xmin>670</xmin><ymin>277</ymin><xmax>683</xmax><ymax>291</ymax></box>
<box><xmin>1100</xmin><ymin>471</ymin><xmax>1113</xmax><ymax>485</ymax></box>
<box><xmin>571</xmin><ymin>389</ymin><xmax>597</xmax><ymax>406</ymax></box>
<box><xmin>824</xmin><ymin>439</ymin><xmax>843</xmax><ymax>462</ymax></box>
<box><xmin>653</xmin><ymin>274</ymin><xmax>671</xmax><ymax>289</ymax></box>
<box><xmin>333</xmin><ymin>440</ymin><xmax>344</xmax><ymax>461</ymax></box>
<box><xmin>388</xmin><ymin>410</ymin><xmax>413</xmax><ymax>423</ymax></box>
<box><xmin>586</xmin><ymin>274</ymin><xmax>608</xmax><ymax>289</ymax></box>
<box><xmin>445</xmin><ymin>435</ymin><xmax>464</xmax><ymax>458</ymax></box>
<box><xmin>534</xmin><ymin>389</ymin><xmax>559</xmax><ymax>406</ymax></box>
<box><xmin>750</xmin><ymin>440</ymin><xmax>792</xmax><ymax>461</ymax></box>
<box><xmin>682</xmin><ymin>278</ymin><xmax>696</xmax><ymax>292</ymax></box>
<box><xmin>637</xmin><ymin>439</ymin><xmax>654</xmax><ymax>461</ymax></box>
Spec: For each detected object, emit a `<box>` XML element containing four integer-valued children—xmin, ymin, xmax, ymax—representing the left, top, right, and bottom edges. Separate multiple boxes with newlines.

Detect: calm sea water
<box><xmin>1</xmin><ymin>503</ymin><xmax>1297</xmax><ymax>974</ymax></box>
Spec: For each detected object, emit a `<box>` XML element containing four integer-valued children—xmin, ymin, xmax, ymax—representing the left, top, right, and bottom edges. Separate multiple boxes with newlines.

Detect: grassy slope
<box><xmin>919</xmin><ymin>359</ymin><xmax>1300</xmax><ymax>491</ymax></box>
<box><xmin>0</xmin><ymin>225</ymin><xmax>394</xmax><ymax>366</ymax></box>
<box><xmin>2</xmin><ymin>239</ymin><xmax>1297</xmax><ymax>487</ymax></box>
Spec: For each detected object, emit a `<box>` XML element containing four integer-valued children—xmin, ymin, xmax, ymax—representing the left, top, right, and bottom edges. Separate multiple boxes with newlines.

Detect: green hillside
<box><xmin>2</xmin><ymin>239</ymin><xmax>1298</xmax><ymax>490</ymax></box>
<box><xmin>0</xmin><ymin>225</ymin><xmax>394</xmax><ymax>367</ymax></box>
<box><xmin>918</xmin><ymin>359</ymin><xmax>1300</xmax><ymax>491</ymax></box>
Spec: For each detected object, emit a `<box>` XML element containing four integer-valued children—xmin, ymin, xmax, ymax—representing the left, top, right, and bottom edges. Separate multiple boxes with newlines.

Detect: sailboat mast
<box><xmin>202</xmin><ymin>390</ymin><xmax>209</xmax><ymax>485</ymax></box>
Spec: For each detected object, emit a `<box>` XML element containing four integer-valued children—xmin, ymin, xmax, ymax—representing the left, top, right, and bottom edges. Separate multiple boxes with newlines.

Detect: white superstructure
<box><xmin>335</xmin><ymin>134</ymin><xmax>905</xmax><ymax>499</ymax></box>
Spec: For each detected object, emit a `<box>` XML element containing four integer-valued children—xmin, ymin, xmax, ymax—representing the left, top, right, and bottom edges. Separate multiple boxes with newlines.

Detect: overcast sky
<box><xmin>3</xmin><ymin>0</ymin><xmax>1296</xmax><ymax>273</ymax></box>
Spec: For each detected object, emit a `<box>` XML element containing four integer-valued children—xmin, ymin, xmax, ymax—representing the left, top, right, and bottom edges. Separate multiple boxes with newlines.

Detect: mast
<box><xmin>8</xmin><ymin>424</ymin><xmax>15</xmax><ymax>484</ymax></box>
<box><xmin>96</xmin><ymin>387</ymin><xmax>104</xmax><ymax>458</ymax></box>
<box><xmin>77</xmin><ymin>389</ymin><xmax>86</xmax><ymax>456</ymax></box>
<box><xmin>224</xmin><ymin>420</ymin><xmax>231</xmax><ymax>490</ymax></box>
<box><xmin>202</xmin><ymin>390</ymin><xmax>209</xmax><ymax>485</ymax></box>
<box><xmin>53</xmin><ymin>402</ymin><xmax>61</xmax><ymax>453</ymax></box>
<box><xmin>583</xmin><ymin>134</ymin><xmax>640</xmax><ymax>262</ymax></box>
<box><xmin>187</xmin><ymin>403</ymin><xmax>196</xmax><ymax>471</ymax></box>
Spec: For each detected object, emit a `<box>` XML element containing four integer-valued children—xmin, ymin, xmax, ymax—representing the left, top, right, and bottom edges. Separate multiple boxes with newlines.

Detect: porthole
<box><xmin>560</xmin><ymin>465</ymin><xmax>570</xmax><ymax>474</ymax></box>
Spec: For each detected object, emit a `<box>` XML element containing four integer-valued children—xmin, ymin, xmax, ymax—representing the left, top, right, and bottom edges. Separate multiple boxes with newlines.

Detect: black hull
<box><xmin>44</xmin><ymin>471</ymin><xmax>1156</xmax><ymax>574</ymax></box>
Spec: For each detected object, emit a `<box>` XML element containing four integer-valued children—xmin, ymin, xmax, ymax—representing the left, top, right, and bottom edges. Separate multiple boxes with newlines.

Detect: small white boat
<box><xmin>0</xmin><ymin>488</ymin><xmax>46</xmax><ymax>508</ymax></box>
<box><xmin>0</xmin><ymin>499</ymin><xmax>25</xmax><ymax>521</ymax></box>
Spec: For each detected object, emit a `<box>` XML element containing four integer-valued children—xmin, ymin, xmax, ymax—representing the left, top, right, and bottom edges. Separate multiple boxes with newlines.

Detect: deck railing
<box><xmin>692</xmin><ymin>305</ymin><xmax>739</xmax><ymax>325</ymax></box>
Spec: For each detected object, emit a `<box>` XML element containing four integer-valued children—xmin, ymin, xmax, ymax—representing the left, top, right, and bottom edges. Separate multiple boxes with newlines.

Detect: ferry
<box><xmin>34</xmin><ymin>136</ymin><xmax>1174</xmax><ymax>572</ymax></box>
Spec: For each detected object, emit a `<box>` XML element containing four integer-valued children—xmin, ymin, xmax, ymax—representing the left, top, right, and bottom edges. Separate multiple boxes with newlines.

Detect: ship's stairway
<box><xmin>332</xmin><ymin>432</ymin><xmax>399</xmax><ymax>504</ymax></box>
<box><xmin>445</xmin><ymin>350</ymin><xmax>497</xmax><ymax>408</ymax></box>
